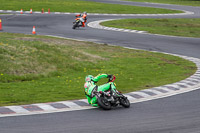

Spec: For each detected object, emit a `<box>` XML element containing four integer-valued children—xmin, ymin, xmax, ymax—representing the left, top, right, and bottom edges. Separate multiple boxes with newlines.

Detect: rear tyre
<box><xmin>97</xmin><ymin>97</ymin><xmax>111</xmax><ymax>110</ymax></box>
<box><xmin>120</xmin><ymin>97</ymin><xmax>130</xmax><ymax>108</ymax></box>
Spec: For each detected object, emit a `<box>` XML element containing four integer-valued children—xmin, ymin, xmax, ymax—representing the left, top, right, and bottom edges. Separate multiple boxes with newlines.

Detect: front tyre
<box><xmin>72</xmin><ymin>22</ymin><xmax>79</xmax><ymax>29</ymax></box>
<box><xmin>97</xmin><ymin>97</ymin><xmax>111</xmax><ymax>110</ymax></box>
<box><xmin>120</xmin><ymin>97</ymin><xmax>130</xmax><ymax>108</ymax></box>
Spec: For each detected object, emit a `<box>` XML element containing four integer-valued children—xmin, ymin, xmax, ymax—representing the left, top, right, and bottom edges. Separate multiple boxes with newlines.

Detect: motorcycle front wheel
<box><xmin>97</xmin><ymin>97</ymin><xmax>111</xmax><ymax>110</ymax></box>
<box><xmin>120</xmin><ymin>97</ymin><xmax>130</xmax><ymax>108</ymax></box>
<box><xmin>72</xmin><ymin>22</ymin><xmax>79</xmax><ymax>29</ymax></box>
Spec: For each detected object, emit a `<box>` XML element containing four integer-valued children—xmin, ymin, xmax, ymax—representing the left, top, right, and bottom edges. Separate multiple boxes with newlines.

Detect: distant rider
<box><xmin>84</xmin><ymin>74</ymin><xmax>116</xmax><ymax>107</ymax></box>
<box><xmin>75</xmin><ymin>11</ymin><xmax>87</xmax><ymax>27</ymax></box>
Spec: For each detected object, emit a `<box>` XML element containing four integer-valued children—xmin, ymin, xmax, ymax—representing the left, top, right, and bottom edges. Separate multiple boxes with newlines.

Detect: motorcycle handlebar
<box><xmin>110</xmin><ymin>75</ymin><xmax>116</xmax><ymax>82</ymax></box>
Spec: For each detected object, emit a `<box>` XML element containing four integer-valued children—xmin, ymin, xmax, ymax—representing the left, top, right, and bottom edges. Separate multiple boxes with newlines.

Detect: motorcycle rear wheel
<box><xmin>97</xmin><ymin>97</ymin><xmax>111</xmax><ymax>110</ymax></box>
<box><xmin>120</xmin><ymin>97</ymin><xmax>130</xmax><ymax>108</ymax></box>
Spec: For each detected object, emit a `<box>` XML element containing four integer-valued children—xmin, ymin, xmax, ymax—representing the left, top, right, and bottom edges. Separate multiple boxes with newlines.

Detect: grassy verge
<box><xmin>126</xmin><ymin>0</ymin><xmax>200</xmax><ymax>6</ymax></box>
<box><xmin>0</xmin><ymin>13</ymin><xmax>11</xmax><ymax>15</ymax></box>
<box><xmin>101</xmin><ymin>18</ymin><xmax>200</xmax><ymax>38</ymax></box>
<box><xmin>0</xmin><ymin>0</ymin><xmax>182</xmax><ymax>14</ymax></box>
<box><xmin>0</xmin><ymin>13</ymin><xmax>11</xmax><ymax>14</ymax></box>
<box><xmin>0</xmin><ymin>33</ymin><xmax>196</xmax><ymax>106</ymax></box>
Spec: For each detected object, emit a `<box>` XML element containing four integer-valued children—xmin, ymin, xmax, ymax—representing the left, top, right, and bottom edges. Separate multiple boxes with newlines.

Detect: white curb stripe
<box><xmin>78</xmin><ymin>99</ymin><xmax>89</xmax><ymax>103</ymax></box>
<box><xmin>124</xmin><ymin>95</ymin><xmax>136</xmax><ymax>100</ymax></box>
<box><xmin>130</xmin><ymin>91</ymin><xmax>150</xmax><ymax>97</ymax></box>
<box><xmin>143</xmin><ymin>89</ymin><xmax>163</xmax><ymax>95</ymax></box>
<box><xmin>33</xmin><ymin>104</ymin><xmax>57</xmax><ymax>111</ymax></box>
<box><xmin>6</xmin><ymin>106</ymin><xmax>29</xmax><ymax>113</ymax></box>
<box><xmin>165</xmin><ymin>84</ymin><xmax>181</xmax><ymax>89</ymax></box>
<box><xmin>179</xmin><ymin>80</ymin><xmax>195</xmax><ymax>85</ymax></box>
<box><xmin>88</xmin><ymin>19</ymin><xmax>147</xmax><ymax>34</ymax></box>
<box><xmin>155</xmin><ymin>87</ymin><xmax>173</xmax><ymax>92</ymax></box>
<box><xmin>60</xmin><ymin>101</ymin><xmax>81</xmax><ymax>108</ymax></box>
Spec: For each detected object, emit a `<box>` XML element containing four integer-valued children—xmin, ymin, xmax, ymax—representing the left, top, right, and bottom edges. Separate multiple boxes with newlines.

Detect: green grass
<box><xmin>0</xmin><ymin>33</ymin><xmax>196</xmax><ymax>106</ymax></box>
<box><xmin>0</xmin><ymin>0</ymin><xmax>182</xmax><ymax>14</ymax></box>
<box><xmin>101</xmin><ymin>18</ymin><xmax>200</xmax><ymax>38</ymax></box>
<box><xmin>0</xmin><ymin>13</ymin><xmax>11</xmax><ymax>14</ymax></box>
<box><xmin>126</xmin><ymin>0</ymin><xmax>200</xmax><ymax>6</ymax></box>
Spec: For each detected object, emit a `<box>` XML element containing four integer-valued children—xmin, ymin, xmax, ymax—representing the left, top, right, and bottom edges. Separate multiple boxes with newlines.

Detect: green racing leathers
<box><xmin>84</xmin><ymin>74</ymin><xmax>116</xmax><ymax>107</ymax></box>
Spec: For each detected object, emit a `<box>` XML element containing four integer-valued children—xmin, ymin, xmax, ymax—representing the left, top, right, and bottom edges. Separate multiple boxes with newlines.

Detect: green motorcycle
<box><xmin>95</xmin><ymin>76</ymin><xmax>130</xmax><ymax>110</ymax></box>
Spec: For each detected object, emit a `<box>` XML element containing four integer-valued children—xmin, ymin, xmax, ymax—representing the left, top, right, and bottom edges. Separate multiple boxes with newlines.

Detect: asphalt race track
<box><xmin>1</xmin><ymin>89</ymin><xmax>200</xmax><ymax>133</ymax></box>
<box><xmin>1</xmin><ymin>0</ymin><xmax>200</xmax><ymax>133</ymax></box>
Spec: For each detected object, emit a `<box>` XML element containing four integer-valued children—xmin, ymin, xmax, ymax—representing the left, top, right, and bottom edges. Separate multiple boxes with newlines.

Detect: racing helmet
<box><xmin>85</xmin><ymin>75</ymin><xmax>94</xmax><ymax>82</ymax></box>
<box><xmin>83</xmin><ymin>11</ymin><xmax>87</xmax><ymax>15</ymax></box>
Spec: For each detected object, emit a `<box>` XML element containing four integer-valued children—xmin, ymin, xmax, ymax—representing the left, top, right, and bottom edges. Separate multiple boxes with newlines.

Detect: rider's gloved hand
<box><xmin>76</xmin><ymin>14</ymin><xmax>80</xmax><ymax>17</ymax></box>
<box><xmin>108</xmin><ymin>74</ymin><xmax>113</xmax><ymax>78</ymax></box>
<box><xmin>108</xmin><ymin>74</ymin><xmax>113</xmax><ymax>81</ymax></box>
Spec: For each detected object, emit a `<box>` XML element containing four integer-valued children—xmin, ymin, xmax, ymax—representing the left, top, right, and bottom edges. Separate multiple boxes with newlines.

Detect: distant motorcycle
<box><xmin>72</xmin><ymin>17</ymin><xmax>83</xmax><ymax>29</ymax></box>
<box><xmin>95</xmin><ymin>75</ymin><xmax>130</xmax><ymax>110</ymax></box>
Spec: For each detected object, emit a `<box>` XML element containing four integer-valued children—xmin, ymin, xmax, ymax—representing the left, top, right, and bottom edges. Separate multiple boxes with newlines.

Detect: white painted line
<box><xmin>6</xmin><ymin>10</ymin><xmax>12</xmax><ymax>12</ymax></box>
<box><xmin>54</xmin><ymin>12</ymin><xmax>61</xmax><ymax>14</ymax></box>
<box><xmin>0</xmin><ymin>8</ymin><xmax>194</xmax><ymax>16</ymax></box>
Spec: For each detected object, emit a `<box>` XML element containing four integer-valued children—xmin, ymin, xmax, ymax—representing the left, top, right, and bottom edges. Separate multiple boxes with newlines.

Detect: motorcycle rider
<box><xmin>75</xmin><ymin>11</ymin><xmax>87</xmax><ymax>27</ymax></box>
<box><xmin>84</xmin><ymin>74</ymin><xmax>116</xmax><ymax>107</ymax></box>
